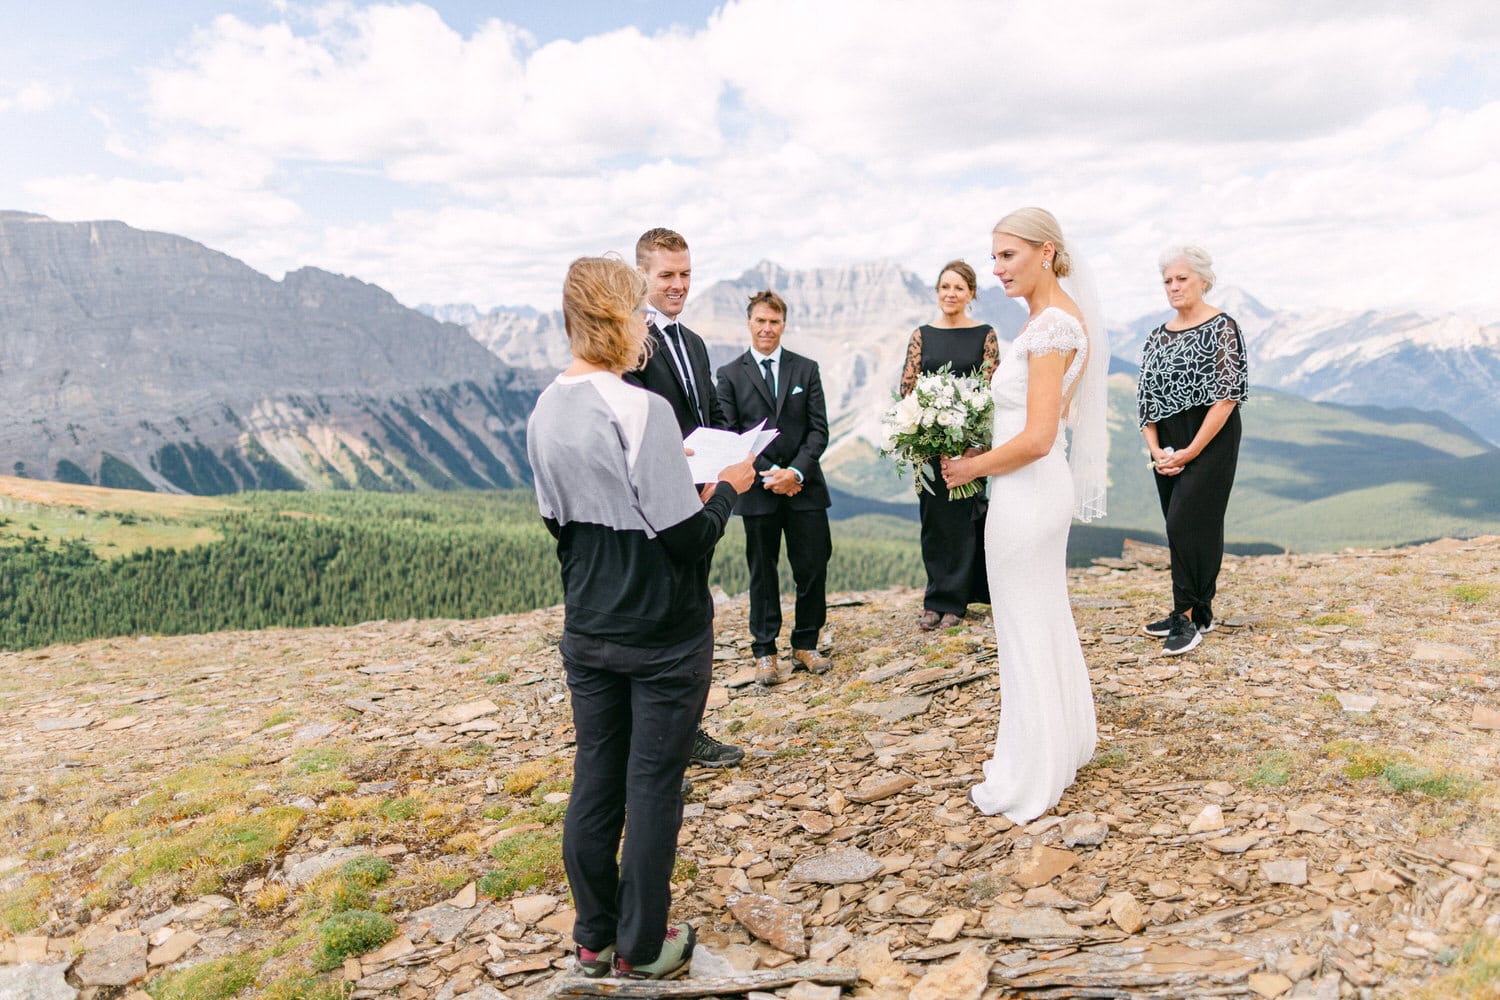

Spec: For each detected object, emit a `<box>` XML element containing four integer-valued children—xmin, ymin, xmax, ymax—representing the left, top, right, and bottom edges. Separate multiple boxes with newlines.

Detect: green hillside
<box><xmin>0</xmin><ymin>480</ymin><xmax>921</xmax><ymax>651</ymax></box>
<box><xmin>828</xmin><ymin>375</ymin><xmax>1500</xmax><ymax>553</ymax></box>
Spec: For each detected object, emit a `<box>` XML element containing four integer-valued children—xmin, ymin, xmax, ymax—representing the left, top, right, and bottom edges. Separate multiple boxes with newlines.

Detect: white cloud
<box><xmin>0</xmin><ymin>81</ymin><xmax>68</xmax><ymax>114</ymax></box>
<box><xmin>14</xmin><ymin>0</ymin><xmax>1500</xmax><ymax>320</ymax></box>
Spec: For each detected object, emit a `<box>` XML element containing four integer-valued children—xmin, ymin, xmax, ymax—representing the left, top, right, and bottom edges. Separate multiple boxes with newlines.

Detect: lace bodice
<box><xmin>992</xmin><ymin>308</ymin><xmax>1089</xmax><ymax>442</ymax></box>
<box><xmin>1008</xmin><ymin>307</ymin><xmax>1087</xmax><ymax>393</ymax></box>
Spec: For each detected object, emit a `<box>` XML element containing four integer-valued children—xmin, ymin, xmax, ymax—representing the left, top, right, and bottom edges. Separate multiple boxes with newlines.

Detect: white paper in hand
<box><xmin>683</xmin><ymin>420</ymin><xmax>779</xmax><ymax>483</ymax></box>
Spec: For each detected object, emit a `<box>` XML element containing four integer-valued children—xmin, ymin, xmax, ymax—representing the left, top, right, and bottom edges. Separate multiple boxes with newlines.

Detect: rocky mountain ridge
<box><xmin>1</xmin><ymin>537</ymin><xmax>1497</xmax><ymax>998</ymax></box>
<box><xmin>435</xmin><ymin>268</ymin><xmax>1500</xmax><ymax>459</ymax></box>
<box><xmin>0</xmin><ymin>212</ymin><xmax>536</xmax><ymax>492</ymax></box>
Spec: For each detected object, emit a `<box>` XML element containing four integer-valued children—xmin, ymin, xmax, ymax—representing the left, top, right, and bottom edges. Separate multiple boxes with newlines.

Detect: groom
<box><xmin>623</xmin><ymin>228</ymin><xmax>743</xmax><ymax>770</ymax></box>
<box><xmin>715</xmin><ymin>291</ymin><xmax>833</xmax><ymax>686</ymax></box>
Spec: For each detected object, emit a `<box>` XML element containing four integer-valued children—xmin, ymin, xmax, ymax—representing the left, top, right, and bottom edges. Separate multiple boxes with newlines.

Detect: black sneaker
<box><xmin>1162</xmin><ymin>612</ymin><xmax>1202</xmax><ymax>655</ymax></box>
<box><xmin>1142</xmin><ymin>613</ymin><xmax>1175</xmax><ymax>637</ymax></box>
<box><xmin>689</xmin><ymin>728</ymin><xmax>744</xmax><ymax>768</ymax></box>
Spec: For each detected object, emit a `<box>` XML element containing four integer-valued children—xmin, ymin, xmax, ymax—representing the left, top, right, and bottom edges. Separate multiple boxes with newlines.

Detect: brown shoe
<box><xmin>790</xmin><ymin>648</ymin><xmax>832</xmax><ymax>675</ymax></box>
<box><xmin>918</xmin><ymin>610</ymin><xmax>941</xmax><ymax>631</ymax></box>
<box><xmin>938</xmin><ymin>612</ymin><xmax>963</xmax><ymax>629</ymax></box>
<box><xmin>755</xmin><ymin>655</ymin><xmax>785</xmax><ymax>687</ymax></box>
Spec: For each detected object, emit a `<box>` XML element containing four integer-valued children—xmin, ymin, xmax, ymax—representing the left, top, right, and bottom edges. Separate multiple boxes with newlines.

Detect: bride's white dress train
<box><xmin>970</xmin><ymin>307</ymin><xmax>1097</xmax><ymax>824</ymax></box>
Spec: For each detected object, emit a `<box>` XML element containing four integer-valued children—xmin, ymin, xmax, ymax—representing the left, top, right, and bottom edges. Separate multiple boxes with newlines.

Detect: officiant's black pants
<box><xmin>744</xmin><ymin>506</ymin><xmax>831</xmax><ymax>657</ymax></box>
<box><xmin>918</xmin><ymin>457</ymin><xmax>991</xmax><ymax>615</ymax></box>
<box><xmin>559</xmin><ymin>628</ymin><xmax>711</xmax><ymax>965</ymax></box>
<box><xmin>1153</xmin><ymin>405</ymin><xmax>1241</xmax><ymax>626</ymax></box>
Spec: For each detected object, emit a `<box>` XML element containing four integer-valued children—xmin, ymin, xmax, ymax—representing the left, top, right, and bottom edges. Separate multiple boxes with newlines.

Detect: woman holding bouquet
<box><xmin>942</xmin><ymin>209</ymin><xmax>1107</xmax><ymax>824</ymax></box>
<box><xmin>899</xmin><ymin>260</ymin><xmax>999</xmax><ymax>631</ymax></box>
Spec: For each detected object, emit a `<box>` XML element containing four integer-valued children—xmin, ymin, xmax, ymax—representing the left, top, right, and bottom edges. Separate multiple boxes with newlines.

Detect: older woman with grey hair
<box><xmin>1136</xmin><ymin>244</ymin><xmax>1248</xmax><ymax>655</ymax></box>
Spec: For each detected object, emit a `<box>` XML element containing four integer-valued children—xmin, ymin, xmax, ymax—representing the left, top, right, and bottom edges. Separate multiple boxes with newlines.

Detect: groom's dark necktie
<box><xmin>760</xmin><ymin>357</ymin><xmax>776</xmax><ymax>399</ymax></box>
<box><xmin>661</xmin><ymin>323</ymin><xmax>704</xmax><ymax>425</ymax></box>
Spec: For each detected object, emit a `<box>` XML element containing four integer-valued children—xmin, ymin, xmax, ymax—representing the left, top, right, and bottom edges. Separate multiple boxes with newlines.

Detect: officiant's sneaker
<box><xmin>791</xmin><ymin>648</ymin><xmax>832</xmax><ymax>675</ymax></box>
<box><xmin>755</xmin><ymin>654</ymin><xmax>788</xmax><ymax>686</ymax></box>
<box><xmin>613</xmin><ymin>922</ymin><xmax>695</xmax><ymax>980</ymax></box>
<box><xmin>1162</xmin><ymin>613</ymin><xmax>1202</xmax><ymax>655</ymax></box>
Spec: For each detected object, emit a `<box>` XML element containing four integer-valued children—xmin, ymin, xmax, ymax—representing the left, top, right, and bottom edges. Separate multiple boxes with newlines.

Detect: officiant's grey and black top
<box><xmin>528</xmin><ymin>371</ymin><xmax>735</xmax><ymax>646</ymax></box>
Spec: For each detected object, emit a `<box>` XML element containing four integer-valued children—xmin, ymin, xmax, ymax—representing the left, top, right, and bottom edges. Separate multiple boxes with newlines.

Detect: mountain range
<box><xmin>0</xmin><ymin>211</ymin><xmax>537</xmax><ymax>493</ymax></box>
<box><xmin>3</xmin><ymin>212</ymin><xmax>1497</xmax><ymax>551</ymax></box>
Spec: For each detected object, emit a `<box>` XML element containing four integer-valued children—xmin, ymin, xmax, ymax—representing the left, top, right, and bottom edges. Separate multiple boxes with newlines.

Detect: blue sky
<box><xmin>4</xmin><ymin>1</ymin><xmax>1498</xmax><ymax>319</ymax></box>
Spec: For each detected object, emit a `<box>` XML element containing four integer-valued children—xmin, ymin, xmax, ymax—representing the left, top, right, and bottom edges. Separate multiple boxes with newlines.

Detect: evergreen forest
<box><xmin>0</xmin><ymin>489</ymin><xmax>926</xmax><ymax>651</ymax></box>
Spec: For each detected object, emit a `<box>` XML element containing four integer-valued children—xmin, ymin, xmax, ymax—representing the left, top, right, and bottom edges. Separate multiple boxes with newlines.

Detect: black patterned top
<box><xmin>1136</xmin><ymin>312</ymin><xmax>1249</xmax><ymax>427</ymax></box>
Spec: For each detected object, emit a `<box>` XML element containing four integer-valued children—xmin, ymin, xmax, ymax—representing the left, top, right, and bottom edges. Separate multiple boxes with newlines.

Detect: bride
<box><xmin>941</xmin><ymin>208</ymin><xmax>1107</xmax><ymax>824</ymax></box>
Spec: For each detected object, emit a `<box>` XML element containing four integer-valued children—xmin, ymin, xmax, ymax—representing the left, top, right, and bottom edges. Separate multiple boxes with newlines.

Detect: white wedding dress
<box><xmin>970</xmin><ymin>307</ymin><xmax>1098</xmax><ymax>823</ymax></box>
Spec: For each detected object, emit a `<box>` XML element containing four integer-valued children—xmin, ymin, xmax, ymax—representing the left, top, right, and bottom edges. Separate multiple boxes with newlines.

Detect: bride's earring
<box><xmin>1042</xmin><ymin>260</ymin><xmax>1051</xmax><ymax>270</ymax></box>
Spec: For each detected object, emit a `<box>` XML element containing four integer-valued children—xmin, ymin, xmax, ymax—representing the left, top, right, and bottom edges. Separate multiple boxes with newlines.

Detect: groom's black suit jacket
<box><xmin>624</xmin><ymin>321</ymin><xmax>726</xmax><ymax>435</ymax></box>
<box><xmin>715</xmin><ymin>348</ymin><xmax>831</xmax><ymax>518</ymax></box>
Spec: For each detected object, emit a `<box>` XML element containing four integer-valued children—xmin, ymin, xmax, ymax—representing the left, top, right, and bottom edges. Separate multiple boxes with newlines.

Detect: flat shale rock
<box><xmin>728</xmin><ymin>893</ymin><xmax>807</xmax><ymax>957</ymax></box>
<box><xmin>0</xmin><ymin>963</ymin><xmax>76</xmax><ymax>1000</ymax></box>
<box><xmin>908</xmin><ymin>944</ymin><xmax>992</xmax><ymax>1000</ymax></box>
<box><xmin>708</xmin><ymin>781</ymin><xmax>763</xmax><ymax>806</ymax></box>
<box><xmin>511</xmin><ymin>894</ymin><xmax>559</xmax><ymax>925</ymax></box>
<box><xmin>1188</xmin><ymin>803</ymin><xmax>1225</xmax><ymax>833</ymax></box>
<box><xmin>848</xmin><ymin>934</ymin><xmax>914</xmax><ymax>990</ymax></box>
<box><xmin>787</xmin><ymin>847</ymin><xmax>883</xmax><ymax>885</ymax></box>
<box><xmin>407</xmin><ymin>902</ymin><xmax>480</xmax><ymax>943</ymax></box>
<box><xmin>808</xmin><ymin>926</ymin><xmax>853</xmax><ymax>963</ymax></box>
<box><xmin>1205</xmin><ymin>832</ymin><xmax>1263</xmax><ymax>854</ymax></box>
<box><xmin>75</xmin><ymin>931</ymin><xmax>147</xmax><ymax>987</ymax></box>
<box><xmin>849</xmin><ymin>696</ymin><xmax>931</xmax><ymax>722</ymax></box>
<box><xmin>926</xmin><ymin>911</ymin><xmax>967</xmax><ymax>942</ymax></box>
<box><xmin>1261</xmin><ymin>858</ymin><xmax>1309</xmax><ymax>886</ymax></box>
<box><xmin>1471</xmin><ymin>705</ymin><xmax>1500</xmax><ymax>730</ymax></box>
<box><xmin>1335</xmin><ymin>692</ymin><xmax>1378</xmax><ymax>713</ymax></box>
<box><xmin>285</xmin><ymin>846</ymin><xmax>367</xmax><ymax>886</ymax></box>
<box><xmin>845</xmin><ymin>772</ymin><xmax>915</xmax><ymax>804</ymax></box>
<box><xmin>1013</xmin><ymin>845</ymin><xmax>1079</xmax><ymax>888</ymax></box>
<box><xmin>1108</xmin><ymin>892</ymin><xmax>1146</xmax><ymax>933</ymax></box>
<box><xmin>1411</xmin><ymin>641</ymin><xmax>1478</xmax><ymax>663</ymax></box>
<box><xmin>432</xmin><ymin>699</ymin><xmax>499</xmax><ymax>725</ymax></box>
<box><xmin>982</xmin><ymin>906</ymin><xmax>1087</xmax><ymax>940</ymax></box>
<box><xmin>32</xmin><ymin>716</ymin><xmax>93</xmax><ymax>732</ymax></box>
<box><xmin>1061</xmin><ymin>814</ymin><xmax>1109</xmax><ymax>846</ymax></box>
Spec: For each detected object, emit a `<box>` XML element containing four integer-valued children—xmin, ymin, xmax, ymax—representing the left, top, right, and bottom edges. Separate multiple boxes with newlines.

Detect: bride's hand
<box><xmin>941</xmin><ymin>455</ymin><xmax>975</xmax><ymax>490</ymax></box>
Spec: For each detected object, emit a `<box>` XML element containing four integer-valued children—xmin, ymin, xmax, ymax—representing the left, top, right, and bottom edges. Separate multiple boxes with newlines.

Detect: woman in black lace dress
<box><xmin>1137</xmin><ymin>244</ymin><xmax>1249</xmax><ymax>655</ymax></box>
<box><xmin>899</xmin><ymin>260</ymin><xmax>999</xmax><ymax>630</ymax></box>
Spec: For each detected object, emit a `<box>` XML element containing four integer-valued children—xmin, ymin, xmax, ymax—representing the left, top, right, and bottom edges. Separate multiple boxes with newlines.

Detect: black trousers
<box><xmin>1153</xmin><ymin>406</ymin><xmax>1241</xmax><ymax>625</ymax></box>
<box><xmin>559</xmin><ymin>628</ymin><xmax>712</xmax><ymax>965</ymax></box>
<box><xmin>917</xmin><ymin>458</ymin><xmax>990</xmax><ymax>614</ymax></box>
<box><xmin>743</xmin><ymin>506</ymin><xmax>831</xmax><ymax>657</ymax></box>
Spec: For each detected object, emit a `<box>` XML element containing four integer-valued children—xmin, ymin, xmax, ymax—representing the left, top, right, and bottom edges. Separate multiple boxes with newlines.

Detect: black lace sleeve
<box><xmin>899</xmin><ymin>328</ymin><xmax>923</xmax><ymax>397</ymax></box>
<box><xmin>980</xmin><ymin>326</ymin><xmax>999</xmax><ymax>384</ymax></box>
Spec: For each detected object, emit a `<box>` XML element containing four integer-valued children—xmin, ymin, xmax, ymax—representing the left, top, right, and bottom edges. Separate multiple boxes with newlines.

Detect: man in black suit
<box><xmin>624</xmin><ymin>228</ymin><xmax>725</xmax><ymax>436</ymax></box>
<box><xmin>715</xmin><ymin>291</ymin><xmax>833</xmax><ymax>686</ymax></box>
<box><xmin>623</xmin><ymin>228</ymin><xmax>743</xmax><ymax>769</ymax></box>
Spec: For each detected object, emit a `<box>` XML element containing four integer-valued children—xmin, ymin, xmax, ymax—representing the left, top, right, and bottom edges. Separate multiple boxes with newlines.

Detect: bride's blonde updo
<box><xmin>993</xmin><ymin>207</ymin><xmax>1072</xmax><ymax>278</ymax></box>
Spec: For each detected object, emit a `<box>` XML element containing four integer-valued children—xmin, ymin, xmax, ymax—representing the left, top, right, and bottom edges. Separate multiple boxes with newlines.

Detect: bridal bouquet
<box><xmin>878</xmin><ymin>364</ymin><xmax>993</xmax><ymax>499</ymax></box>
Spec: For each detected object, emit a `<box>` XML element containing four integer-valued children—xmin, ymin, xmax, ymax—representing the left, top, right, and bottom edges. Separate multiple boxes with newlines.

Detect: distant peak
<box><xmin>0</xmin><ymin>210</ymin><xmax>53</xmax><ymax>222</ymax></box>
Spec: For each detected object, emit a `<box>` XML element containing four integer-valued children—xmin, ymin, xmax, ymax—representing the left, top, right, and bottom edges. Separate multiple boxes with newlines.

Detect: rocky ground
<box><xmin>1</xmin><ymin>538</ymin><xmax>1498</xmax><ymax>1000</ymax></box>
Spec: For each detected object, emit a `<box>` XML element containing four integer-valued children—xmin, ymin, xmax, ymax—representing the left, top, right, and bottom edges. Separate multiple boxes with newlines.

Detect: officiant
<box><xmin>715</xmin><ymin>291</ymin><xmax>833</xmax><ymax>687</ymax></box>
